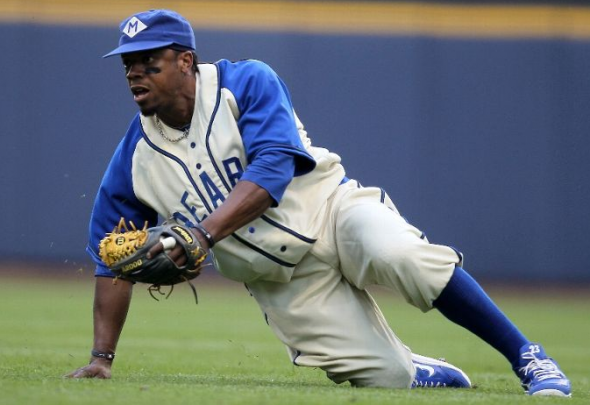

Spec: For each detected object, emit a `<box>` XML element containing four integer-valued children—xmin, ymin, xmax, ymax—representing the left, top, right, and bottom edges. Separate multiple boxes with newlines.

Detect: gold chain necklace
<box><xmin>155</xmin><ymin>116</ymin><xmax>190</xmax><ymax>143</ymax></box>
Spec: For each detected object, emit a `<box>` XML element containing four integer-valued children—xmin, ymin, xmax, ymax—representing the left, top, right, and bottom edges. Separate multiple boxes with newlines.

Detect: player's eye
<box><xmin>122</xmin><ymin>59</ymin><xmax>133</xmax><ymax>71</ymax></box>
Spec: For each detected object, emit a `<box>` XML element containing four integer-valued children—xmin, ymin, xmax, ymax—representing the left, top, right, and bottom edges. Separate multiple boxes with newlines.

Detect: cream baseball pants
<box><xmin>246</xmin><ymin>180</ymin><xmax>462</xmax><ymax>388</ymax></box>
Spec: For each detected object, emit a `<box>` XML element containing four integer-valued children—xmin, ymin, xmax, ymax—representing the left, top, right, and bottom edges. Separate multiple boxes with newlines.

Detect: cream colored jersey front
<box><xmin>89</xmin><ymin>59</ymin><xmax>345</xmax><ymax>282</ymax></box>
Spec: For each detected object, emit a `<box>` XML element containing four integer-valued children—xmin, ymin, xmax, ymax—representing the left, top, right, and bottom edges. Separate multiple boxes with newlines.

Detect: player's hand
<box><xmin>65</xmin><ymin>359</ymin><xmax>112</xmax><ymax>379</ymax></box>
<box><xmin>146</xmin><ymin>228</ymin><xmax>209</xmax><ymax>267</ymax></box>
<box><xmin>146</xmin><ymin>242</ymin><xmax>188</xmax><ymax>267</ymax></box>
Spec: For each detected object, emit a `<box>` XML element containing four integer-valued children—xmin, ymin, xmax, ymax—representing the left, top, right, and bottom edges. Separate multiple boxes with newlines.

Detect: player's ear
<box><xmin>177</xmin><ymin>51</ymin><xmax>194</xmax><ymax>74</ymax></box>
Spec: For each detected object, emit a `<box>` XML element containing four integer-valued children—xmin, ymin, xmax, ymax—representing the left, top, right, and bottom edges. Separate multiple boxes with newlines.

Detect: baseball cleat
<box><xmin>411</xmin><ymin>353</ymin><xmax>472</xmax><ymax>388</ymax></box>
<box><xmin>515</xmin><ymin>343</ymin><xmax>571</xmax><ymax>397</ymax></box>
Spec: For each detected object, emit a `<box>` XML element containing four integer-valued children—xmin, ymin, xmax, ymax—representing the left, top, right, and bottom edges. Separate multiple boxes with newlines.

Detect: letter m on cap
<box><xmin>123</xmin><ymin>17</ymin><xmax>147</xmax><ymax>38</ymax></box>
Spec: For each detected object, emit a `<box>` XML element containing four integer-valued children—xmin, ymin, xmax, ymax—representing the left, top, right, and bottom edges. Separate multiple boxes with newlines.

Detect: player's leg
<box><xmin>433</xmin><ymin>267</ymin><xmax>571</xmax><ymax>396</ymax></box>
<box><xmin>246</xmin><ymin>254</ymin><xmax>470</xmax><ymax>389</ymax></box>
<box><xmin>245</xmin><ymin>253</ymin><xmax>415</xmax><ymax>388</ymax></box>
<box><xmin>333</xmin><ymin>181</ymin><xmax>570</xmax><ymax>396</ymax></box>
<box><xmin>332</xmin><ymin>181</ymin><xmax>460</xmax><ymax>312</ymax></box>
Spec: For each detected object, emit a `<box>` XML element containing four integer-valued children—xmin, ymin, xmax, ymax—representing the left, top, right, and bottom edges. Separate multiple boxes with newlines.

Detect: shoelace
<box><xmin>519</xmin><ymin>350</ymin><xmax>564</xmax><ymax>382</ymax></box>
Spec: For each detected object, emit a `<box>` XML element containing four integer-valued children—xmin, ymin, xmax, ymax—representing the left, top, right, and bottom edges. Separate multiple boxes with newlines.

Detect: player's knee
<box><xmin>328</xmin><ymin>353</ymin><xmax>414</xmax><ymax>389</ymax></box>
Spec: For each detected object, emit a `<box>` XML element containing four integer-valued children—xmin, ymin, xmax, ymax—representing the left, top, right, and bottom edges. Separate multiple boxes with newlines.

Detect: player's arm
<box><xmin>155</xmin><ymin>61</ymin><xmax>315</xmax><ymax>257</ymax></box>
<box><xmin>152</xmin><ymin>179</ymin><xmax>273</xmax><ymax>261</ymax></box>
<box><xmin>189</xmin><ymin>62</ymin><xmax>313</xmax><ymax>248</ymax></box>
<box><xmin>66</xmin><ymin>117</ymin><xmax>158</xmax><ymax>378</ymax></box>
<box><xmin>201</xmin><ymin>180</ymin><xmax>273</xmax><ymax>243</ymax></box>
<box><xmin>162</xmin><ymin>149</ymin><xmax>302</xmax><ymax>254</ymax></box>
<box><xmin>66</xmin><ymin>277</ymin><xmax>133</xmax><ymax>378</ymax></box>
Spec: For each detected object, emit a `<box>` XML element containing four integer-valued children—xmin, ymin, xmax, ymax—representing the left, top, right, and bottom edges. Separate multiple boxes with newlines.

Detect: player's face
<box><xmin>121</xmin><ymin>48</ymin><xmax>188</xmax><ymax>116</ymax></box>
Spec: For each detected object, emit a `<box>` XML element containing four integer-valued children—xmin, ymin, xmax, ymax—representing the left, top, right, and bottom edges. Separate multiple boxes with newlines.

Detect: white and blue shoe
<box><xmin>411</xmin><ymin>353</ymin><xmax>472</xmax><ymax>388</ymax></box>
<box><xmin>515</xmin><ymin>343</ymin><xmax>571</xmax><ymax>397</ymax></box>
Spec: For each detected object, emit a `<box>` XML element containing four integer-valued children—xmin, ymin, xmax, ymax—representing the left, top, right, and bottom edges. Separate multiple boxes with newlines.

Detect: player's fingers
<box><xmin>167</xmin><ymin>246</ymin><xmax>188</xmax><ymax>266</ymax></box>
<box><xmin>65</xmin><ymin>365</ymin><xmax>111</xmax><ymax>379</ymax></box>
<box><xmin>94</xmin><ymin>369</ymin><xmax>112</xmax><ymax>379</ymax></box>
<box><xmin>167</xmin><ymin>246</ymin><xmax>182</xmax><ymax>260</ymax></box>
<box><xmin>147</xmin><ymin>242</ymin><xmax>164</xmax><ymax>259</ymax></box>
<box><xmin>147</xmin><ymin>237</ymin><xmax>177</xmax><ymax>259</ymax></box>
<box><xmin>160</xmin><ymin>236</ymin><xmax>176</xmax><ymax>250</ymax></box>
<box><xmin>176</xmin><ymin>255</ymin><xmax>188</xmax><ymax>267</ymax></box>
<box><xmin>64</xmin><ymin>367</ymin><xmax>91</xmax><ymax>379</ymax></box>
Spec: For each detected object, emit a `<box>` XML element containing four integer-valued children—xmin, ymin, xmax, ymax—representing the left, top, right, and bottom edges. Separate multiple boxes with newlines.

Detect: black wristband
<box><xmin>91</xmin><ymin>349</ymin><xmax>115</xmax><ymax>361</ymax></box>
<box><xmin>191</xmin><ymin>223</ymin><xmax>215</xmax><ymax>248</ymax></box>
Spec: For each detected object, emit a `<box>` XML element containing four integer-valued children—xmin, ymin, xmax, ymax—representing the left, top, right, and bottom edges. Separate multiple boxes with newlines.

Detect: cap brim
<box><xmin>102</xmin><ymin>40</ymin><xmax>176</xmax><ymax>58</ymax></box>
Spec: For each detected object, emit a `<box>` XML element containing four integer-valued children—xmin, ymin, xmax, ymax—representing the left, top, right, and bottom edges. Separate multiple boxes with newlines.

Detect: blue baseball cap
<box><xmin>103</xmin><ymin>9</ymin><xmax>196</xmax><ymax>58</ymax></box>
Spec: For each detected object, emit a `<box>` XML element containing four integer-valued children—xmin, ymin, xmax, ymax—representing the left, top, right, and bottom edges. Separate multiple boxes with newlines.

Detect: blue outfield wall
<box><xmin>1</xmin><ymin>22</ymin><xmax>589</xmax><ymax>282</ymax></box>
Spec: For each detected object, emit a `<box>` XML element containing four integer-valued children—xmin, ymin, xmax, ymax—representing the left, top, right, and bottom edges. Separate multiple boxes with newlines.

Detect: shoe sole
<box><xmin>411</xmin><ymin>353</ymin><xmax>472</xmax><ymax>388</ymax></box>
<box><xmin>529</xmin><ymin>389</ymin><xmax>572</xmax><ymax>397</ymax></box>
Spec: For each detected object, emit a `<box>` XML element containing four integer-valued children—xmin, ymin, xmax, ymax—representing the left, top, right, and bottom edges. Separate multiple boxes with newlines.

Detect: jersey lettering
<box><xmin>223</xmin><ymin>157</ymin><xmax>244</xmax><ymax>187</ymax></box>
<box><xmin>200</xmin><ymin>172</ymin><xmax>226</xmax><ymax>209</ymax></box>
<box><xmin>179</xmin><ymin>157</ymin><xmax>244</xmax><ymax>217</ymax></box>
<box><xmin>179</xmin><ymin>192</ymin><xmax>207</xmax><ymax>223</ymax></box>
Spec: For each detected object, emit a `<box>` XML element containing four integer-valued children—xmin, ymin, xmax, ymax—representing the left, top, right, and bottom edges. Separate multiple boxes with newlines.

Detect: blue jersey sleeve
<box><xmin>87</xmin><ymin>115</ymin><xmax>159</xmax><ymax>277</ymax></box>
<box><xmin>217</xmin><ymin>59</ymin><xmax>316</xmax><ymax>204</ymax></box>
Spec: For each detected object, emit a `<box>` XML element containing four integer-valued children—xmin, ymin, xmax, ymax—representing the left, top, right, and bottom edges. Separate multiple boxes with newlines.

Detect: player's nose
<box><xmin>125</xmin><ymin>62</ymin><xmax>145</xmax><ymax>80</ymax></box>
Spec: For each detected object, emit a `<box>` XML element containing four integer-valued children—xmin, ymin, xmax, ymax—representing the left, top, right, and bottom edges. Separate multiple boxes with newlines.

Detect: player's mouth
<box><xmin>130</xmin><ymin>85</ymin><xmax>150</xmax><ymax>103</ymax></box>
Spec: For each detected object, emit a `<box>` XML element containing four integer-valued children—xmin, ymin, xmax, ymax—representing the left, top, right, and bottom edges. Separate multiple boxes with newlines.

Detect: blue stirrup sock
<box><xmin>433</xmin><ymin>267</ymin><xmax>529</xmax><ymax>369</ymax></box>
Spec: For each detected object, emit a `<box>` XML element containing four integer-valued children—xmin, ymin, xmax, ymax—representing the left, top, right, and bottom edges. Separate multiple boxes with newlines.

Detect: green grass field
<box><xmin>0</xmin><ymin>270</ymin><xmax>588</xmax><ymax>405</ymax></box>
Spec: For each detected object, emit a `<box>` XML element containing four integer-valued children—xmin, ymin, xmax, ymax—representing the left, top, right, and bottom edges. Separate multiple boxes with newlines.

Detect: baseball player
<box><xmin>67</xmin><ymin>10</ymin><xmax>570</xmax><ymax>396</ymax></box>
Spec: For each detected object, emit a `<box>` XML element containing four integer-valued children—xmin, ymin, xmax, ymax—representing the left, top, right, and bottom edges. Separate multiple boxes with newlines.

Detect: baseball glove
<box><xmin>98</xmin><ymin>218</ymin><xmax>207</xmax><ymax>303</ymax></box>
